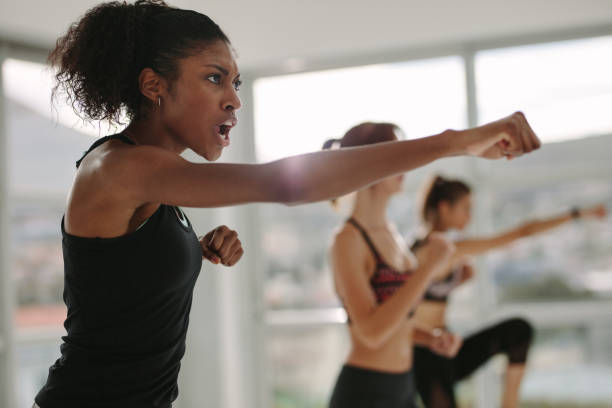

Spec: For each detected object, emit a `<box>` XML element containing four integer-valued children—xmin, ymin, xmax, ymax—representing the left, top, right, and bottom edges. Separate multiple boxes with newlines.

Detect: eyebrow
<box><xmin>205</xmin><ymin>64</ymin><xmax>240</xmax><ymax>78</ymax></box>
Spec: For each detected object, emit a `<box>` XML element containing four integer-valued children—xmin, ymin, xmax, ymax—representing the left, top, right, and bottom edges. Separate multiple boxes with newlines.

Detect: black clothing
<box><xmin>414</xmin><ymin>318</ymin><xmax>534</xmax><ymax>408</ymax></box>
<box><xmin>35</xmin><ymin>135</ymin><xmax>203</xmax><ymax>408</ymax></box>
<box><xmin>329</xmin><ymin>365</ymin><xmax>418</xmax><ymax>408</ymax></box>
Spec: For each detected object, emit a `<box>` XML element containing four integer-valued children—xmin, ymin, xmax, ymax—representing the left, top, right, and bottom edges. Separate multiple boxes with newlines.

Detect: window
<box><xmin>256</xmin><ymin>35</ymin><xmax>612</xmax><ymax>408</ymax></box>
<box><xmin>3</xmin><ymin>58</ymin><xmax>95</xmax><ymax>408</ymax></box>
<box><xmin>254</xmin><ymin>56</ymin><xmax>468</xmax><ymax>407</ymax></box>
<box><xmin>476</xmin><ymin>36</ymin><xmax>612</xmax><ymax>143</ymax></box>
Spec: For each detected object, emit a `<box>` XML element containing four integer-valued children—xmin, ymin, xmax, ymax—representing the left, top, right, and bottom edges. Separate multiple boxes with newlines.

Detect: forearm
<box><xmin>519</xmin><ymin>213</ymin><xmax>573</xmax><ymax>237</ymax></box>
<box><xmin>356</xmin><ymin>267</ymin><xmax>435</xmax><ymax>347</ymax></box>
<box><xmin>265</xmin><ymin>130</ymin><xmax>461</xmax><ymax>205</ymax></box>
<box><xmin>456</xmin><ymin>213</ymin><xmax>574</xmax><ymax>257</ymax></box>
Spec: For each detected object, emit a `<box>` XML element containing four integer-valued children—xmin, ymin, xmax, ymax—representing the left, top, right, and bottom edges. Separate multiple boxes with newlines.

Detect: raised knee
<box><xmin>508</xmin><ymin>318</ymin><xmax>534</xmax><ymax>345</ymax></box>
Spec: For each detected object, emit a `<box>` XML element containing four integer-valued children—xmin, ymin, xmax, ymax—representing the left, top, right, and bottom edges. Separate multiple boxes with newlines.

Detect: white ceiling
<box><xmin>1</xmin><ymin>0</ymin><xmax>611</xmax><ymax>70</ymax></box>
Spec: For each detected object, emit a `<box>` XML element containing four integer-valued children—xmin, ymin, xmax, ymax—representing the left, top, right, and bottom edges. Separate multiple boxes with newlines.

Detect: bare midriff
<box><xmin>414</xmin><ymin>300</ymin><xmax>447</xmax><ymax>330</ymax></box>
<box><xmin>346</xmin><ymin>319</ymin><xmax>415</xmax><ymax>372</ymax></box>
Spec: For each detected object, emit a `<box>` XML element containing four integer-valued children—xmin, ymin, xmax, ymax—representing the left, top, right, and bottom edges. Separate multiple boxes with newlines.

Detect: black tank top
<box><xmin>35</xmin><ymin>135</ymin><xmax>203</xmax><ymax>408</ymax></box>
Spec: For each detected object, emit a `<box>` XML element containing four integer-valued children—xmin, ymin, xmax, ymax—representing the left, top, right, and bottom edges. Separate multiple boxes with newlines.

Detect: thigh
<box><xmin>452</xmin><ymin>319</ymin><xmax>529</xmax><ymax>380</ymax></box>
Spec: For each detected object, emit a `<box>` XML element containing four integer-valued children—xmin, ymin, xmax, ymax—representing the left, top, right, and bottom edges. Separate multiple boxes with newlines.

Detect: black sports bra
<box><xmin>411</xmin><ymin>238</ymin><xmax>464</xmax><ymax>303</ymax></box>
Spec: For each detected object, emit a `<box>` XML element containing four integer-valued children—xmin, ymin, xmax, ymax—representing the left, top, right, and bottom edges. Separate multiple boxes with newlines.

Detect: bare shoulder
<box><xmin>332</xmin><ymin>222</ymin><xmax>364</xmax><ymax>252</ymax></box>
<box><xmin>330</xmin><ymin>222</ymin><xmax>371</xmax><ymax>271</ymax></box>
<box><xmin>74</xmin><ymin>141</ymin><xmax>185</xmax><ymax>203</ymax></box>
<box><xmin>65</xmin><ymin>140</ymin><xmax>185</xmax><ymax>236</ymax></box>
<box><xmin>86</xmin><ymin>140</ymin><xmax>185</xmax><ymax>178</ymax></box>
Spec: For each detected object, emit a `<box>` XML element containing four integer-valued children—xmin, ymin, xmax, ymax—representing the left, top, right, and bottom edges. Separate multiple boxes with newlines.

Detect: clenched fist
<box><xmin>464</xmin><ymin>111</ymin><xmax>541</xmax><ymax>160</ymax></box>
<box><xmin>200</xmin><ymin>225</ymin><xmax>244</xmax><ymax>267</ymax></box>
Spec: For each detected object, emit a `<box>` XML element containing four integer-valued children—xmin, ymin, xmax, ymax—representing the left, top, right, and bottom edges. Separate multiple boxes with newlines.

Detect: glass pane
<box><xmin>523</xmin><ymin>325</ymin><xmax>612</xmax><ymax>406</ymax></box>
<box><xmin>480</xmin><ymin>135</ymin><xmax>612</xmax><ymax>303</ymax></box>
<box><xmin>254</xmin><ymin>56</ymin><xmax>466</xmax><ymax>162</ymax></box>
<box><xmin>476</xmin><ymin>36</ymin><xmax>612</xmax><ymax>143</ymax></box>
<box><xmin>3</xmin><ymin>58</ymin><xmax>95</xmax><ymax>408</ymax></box>
<box><xmin>268</xmin><ymin>324</ymin><xmax>349</xmax><ymax>408</ymax></box>
<box><xmin>261</xmin><ymin>155</ymin><xmax>477</xmax><ymax>311</ymax></box>
<box><xmin>254</xmin><ymin>57</ymin><xmax>468</xmax><ymax>309</ymax></box>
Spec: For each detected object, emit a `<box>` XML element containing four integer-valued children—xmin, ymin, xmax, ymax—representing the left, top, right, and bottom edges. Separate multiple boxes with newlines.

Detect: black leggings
<box><xmin>414</xmin><ymin>317</ymin><xmax>534</xmax><ymax>408</ymax></box>
<box><xmin>329</xmin><ymin>364</ymin><xmax>418</xmax><ymax>408</ymax></box>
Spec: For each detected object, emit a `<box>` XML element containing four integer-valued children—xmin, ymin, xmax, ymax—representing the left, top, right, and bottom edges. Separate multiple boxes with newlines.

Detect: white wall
<box><xmin>0</xmin><ymin>0</ymin><xmax>611</xmax><ymax>70</ymax></box>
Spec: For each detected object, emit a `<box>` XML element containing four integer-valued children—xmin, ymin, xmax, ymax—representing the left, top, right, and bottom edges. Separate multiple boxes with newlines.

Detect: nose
<box><xmin>222</xmin><ymin>86</ymin><xmax>242</xmax><ymax>112</ymax></box>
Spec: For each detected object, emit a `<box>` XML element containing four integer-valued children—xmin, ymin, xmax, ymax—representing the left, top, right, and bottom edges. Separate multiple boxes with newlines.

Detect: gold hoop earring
<box><xmin>157</xmin><ymin>96</ymin><xmax>161</xmax><ymax>107</ymax></box>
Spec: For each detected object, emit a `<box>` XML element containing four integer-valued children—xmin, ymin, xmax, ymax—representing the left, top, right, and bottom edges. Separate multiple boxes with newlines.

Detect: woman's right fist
<box><xmin>464</xmin><ymin>111</ymin><xmax>541</xmax><ymax>160</ymax></box>
<box><xmin>582</xmin><ymin>204</ymin><xmax>607</xmax><ymax>219</ymax></box>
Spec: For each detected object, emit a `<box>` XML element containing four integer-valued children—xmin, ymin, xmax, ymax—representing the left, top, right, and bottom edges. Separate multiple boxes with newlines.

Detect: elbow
<box><xmin>272</xmin><ymin>179</ymin><xmax>309</xmax><ymax>206</ymax></box>
<box><xmin>267</xmin><ymin>162</ymin><xmax>313</xmax><ymax>205</ymax></box>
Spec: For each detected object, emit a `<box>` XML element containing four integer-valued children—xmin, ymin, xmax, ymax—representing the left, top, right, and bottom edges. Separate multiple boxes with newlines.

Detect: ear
<box><xmin>438</xmin><ymin>201</ymin><xmax>451</xmax><ymax>217</ymax></box>
<box><xmin>138</xmin><ymin>68</ymin><xmax>168</xmax><ymax>104</ymax></box>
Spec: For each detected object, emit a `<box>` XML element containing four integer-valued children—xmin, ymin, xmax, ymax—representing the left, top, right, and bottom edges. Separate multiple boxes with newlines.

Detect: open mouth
<box><xmin>219</xmin><ymin>124</ymin><xmax>230</xmax><ymax>137</ymax></box>
<box><xmin>215</xmin><ymin>118</ymin><xmax>237</xmax><ymax>147</ymax></box>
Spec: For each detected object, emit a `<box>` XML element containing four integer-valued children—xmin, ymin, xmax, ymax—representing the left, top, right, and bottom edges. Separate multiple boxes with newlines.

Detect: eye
<box><xmin>207</xmin><ymin>74</ymin><xmax>222</xmax><ymax>84</ymax></box>
<box><xmin>233</xmin><ymin>79</ymin><xmax>242</xmax><ymax>91</ymax></box>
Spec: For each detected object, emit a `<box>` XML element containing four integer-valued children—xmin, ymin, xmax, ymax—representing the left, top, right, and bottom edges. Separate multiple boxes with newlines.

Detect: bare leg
<box><xmin>502</xmin><ymin>363</ymin><xmax>526</xmax><ymax>408</ymax></box>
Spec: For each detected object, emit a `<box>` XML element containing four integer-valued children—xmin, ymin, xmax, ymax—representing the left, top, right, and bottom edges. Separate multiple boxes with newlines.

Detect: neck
<box><xmin>351</xmin><ymin>189</ymin><xmax>391</xmax><ymax>228</ymax></box>
<box><xmin>428</xmin><ymin>219</ymin><xmax>448</xmax><ymax>235</ymax></box>
<box><xmin>123</xmin><ymin>118</ymin><xmax>187</xmax><ymax>155</ymax></box>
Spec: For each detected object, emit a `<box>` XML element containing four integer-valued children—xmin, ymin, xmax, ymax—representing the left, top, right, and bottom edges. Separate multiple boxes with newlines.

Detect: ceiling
<box><xmin>1</xmin><ymin>0</ymin><xmax>611</xmax><ymax>71</ymax></box>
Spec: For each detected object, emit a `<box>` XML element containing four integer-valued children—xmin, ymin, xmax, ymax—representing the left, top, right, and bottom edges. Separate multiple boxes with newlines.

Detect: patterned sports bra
<box><xmin>345</xmin><ymin>218</ymin><xmax>417</xmax><ymax>319</ymax></box>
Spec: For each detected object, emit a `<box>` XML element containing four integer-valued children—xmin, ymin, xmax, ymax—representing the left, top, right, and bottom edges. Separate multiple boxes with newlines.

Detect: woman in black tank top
<box><xmin>410</xmin><ymin>175</ymin><xmax>607</xmax><ymax>408</ymax></box>
<box><xmin>34</xmin><ymin>1</ymin><xmax>541</xmax><ymax>406</ymax></box>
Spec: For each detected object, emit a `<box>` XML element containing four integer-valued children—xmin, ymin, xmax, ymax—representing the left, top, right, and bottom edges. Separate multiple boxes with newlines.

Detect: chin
<box><xmin>202</xmin><ymin>146</ymin><xmax>223</xmax><ymax>162</ymax></box>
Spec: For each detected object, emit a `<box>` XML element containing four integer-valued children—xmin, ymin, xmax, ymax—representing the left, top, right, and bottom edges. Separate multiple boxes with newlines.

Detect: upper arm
<box><xmin>331</xmin><ymin>227</ymin><xmax>378</xmax><ymax>328</ymax></box>
<box><xmin>97</xmin><ymin>145</ymin><xmax>280</xmax><ymax>208</ymax></box>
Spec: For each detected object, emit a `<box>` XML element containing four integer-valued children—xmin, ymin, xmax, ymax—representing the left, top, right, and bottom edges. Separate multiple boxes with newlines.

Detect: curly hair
<box><xmin>48</xmin><ymin>0</ymin><xmax>230</xmax><ymax>124</ymax></box>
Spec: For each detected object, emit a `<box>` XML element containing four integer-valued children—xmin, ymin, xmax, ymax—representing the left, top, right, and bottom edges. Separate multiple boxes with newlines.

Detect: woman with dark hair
<box><xmin>411</xmin><ymin>175</ymin><xmax>607</xmax><ymax>408</ymax></box>
<box><xmin>35</xmin><ymin>0</ymin><xmax>540</xmax><ymax>406</ymax></box>
<box><xmin>325</xmin><ymin>123</ymin><xmax>463</xmax><ymax>408</ymax></box>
